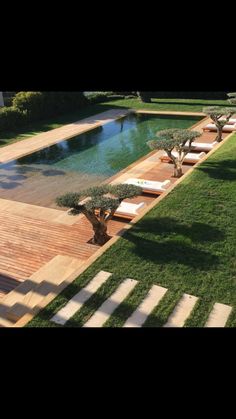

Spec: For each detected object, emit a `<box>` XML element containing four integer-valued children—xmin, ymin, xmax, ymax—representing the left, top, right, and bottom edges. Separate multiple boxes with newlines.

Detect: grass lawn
<box><xmin>0</xmin><ymin>97</ymin><xmax>230</xmax><ymax>148</ymax></box>
<box><xmin>28</xmin><ymin>133</ymin><xmax>236</xmax><ymax>327</ymax></box>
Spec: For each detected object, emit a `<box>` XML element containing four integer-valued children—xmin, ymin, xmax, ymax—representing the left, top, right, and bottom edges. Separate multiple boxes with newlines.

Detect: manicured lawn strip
<box><xmin>184</xmin><ymin>299</ymin><xmax>214</xmax><ymax>327</ymax></box>
<box><xmin>143</xmin><ymin>290</ymin><xmax>183</xmax><ymax>328</ymax></box>
<box><xmin>102</xmin><ymin>98</ymin><xmax>230</xmax><ymax>113</ymax></box>
<box><xmin>0</xmin><ymin>97</ymin><xmax>230</xmax><ymax>148</ymax></box>
<box><xmin>28</xmin><ymin>134</ymin><xmax>236</xmax><ymax>328</ymax></box>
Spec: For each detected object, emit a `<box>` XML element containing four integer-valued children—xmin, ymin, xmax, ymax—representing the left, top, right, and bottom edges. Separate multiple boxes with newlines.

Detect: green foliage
<box><xmin>85</xmin><ymin>185</ymin><xmax>110</xmax><ymax>197</ymax></box>
<box><xmin>148</xmin><ymin>138</ymin><xmax>177</xmax><ymax>152</ymax></box>
<box><xmin>56</xmin><ymin>184</ymin><xmax>142</xmax><ymax>213</ymax></box>
<box><xmin>13</xmin><ymin>92</ymin><xmax>44</xmax><ymax>118</ymax></box>
<box><xmin>56</xmin><ymin>192</ymin><xmax>81</xmax><ymax>209</ymax></box>
<box><xmin>109</xmin><ymin>184</ymin><xmax>142</xmax><ymax>200</ymax></box>
<box><xmin>147</xmin><ymin>129</ymin><xmax>201</xmax><ymax>152</ymax></box>
<box><xmin>85</xmin><ymin>196</ymin><xmax>120</xmax><ymax>212</ymax></box>
<box><xmin>0</xmin><ymin>92</ymin><xmax>88</xmax><ymax>132</ymax></box>
<box><xmin>0</xmin><ymin>106</ymin><xmax>27</xmax><ymax>131</ymax></box>
<box><xmin>203</xmin><ymin>106</ymin><xmax>236</xmax><ymax>116</ymax></box>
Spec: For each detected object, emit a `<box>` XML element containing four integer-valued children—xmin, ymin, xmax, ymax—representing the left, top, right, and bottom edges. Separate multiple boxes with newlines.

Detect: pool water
<box><xmin>0</xmin><ymin>113</ymin><xmax>202</xmax><ymax>208</ymax></box>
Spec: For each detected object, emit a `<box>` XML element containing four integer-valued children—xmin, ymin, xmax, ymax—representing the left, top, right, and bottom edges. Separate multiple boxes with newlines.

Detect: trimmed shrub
<box><xmin>13</xmin><ymin>91</ymin><xmax>88</xmax><ymax>121</ymax></box>
<box><xmin>13</xmin><ymin>92</ymin><xmax>45</xmax><ymax>119</ymax></box>
<box><xmin>0</xmin><ymin>106</ymin><xmax>27</xmax><ymax>131</ymax></box>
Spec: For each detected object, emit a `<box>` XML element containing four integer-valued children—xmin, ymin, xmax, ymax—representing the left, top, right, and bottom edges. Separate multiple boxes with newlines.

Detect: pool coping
<box><xmin>12</xmin><ymin>123</ymin><xmax>235</xmax><ymax>327</ymax></box>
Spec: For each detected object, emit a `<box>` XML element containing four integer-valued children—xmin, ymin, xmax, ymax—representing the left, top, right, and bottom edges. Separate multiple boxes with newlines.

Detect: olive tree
<box><xmin>137</xmin><ymin>92</ymin><xmax>151</xmax><ymax>103</ymax></box>
<box><xmin>56</xmin><ymin>184</ymin><xmax>142</xmax><ymax>245</ymax></box>
<box><xmin>147</xmin><ymin>129</ymin><xmax>201</xmax><ymax>178</ymax></box>
<box><xmin>227</xmin><ymin>92</ymin><xmax>236</xmax><ymax>105</ymax></box>
<box><xmin>203</xmin><ymin>106</ymin><xmax>236</xmax><ymax>142</ymax></box>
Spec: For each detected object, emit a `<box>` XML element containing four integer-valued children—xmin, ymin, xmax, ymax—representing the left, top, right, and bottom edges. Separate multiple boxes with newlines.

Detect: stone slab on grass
<box><xmin>51</xmin><ymin>270</ymin><xmax>112</xmax><ymax>325</ymax></box>
<box><xmin>83</xmin><ymin>278</ymin><xmax>138</xmax><ymax>328</ymax></box>
<box><xmin>164</xmin><ymin>293</ymin><xmax>198</xmax><ymax>327</ymax></box>
<box><xmin>123</xmin><ymin>284</ymin><xmax>168</xmax><ymax>327</ymax></box>
<box><xmin>205</xmin><ymin>303</ymin><xmax>232</xmax><ymax>327</ymax></box>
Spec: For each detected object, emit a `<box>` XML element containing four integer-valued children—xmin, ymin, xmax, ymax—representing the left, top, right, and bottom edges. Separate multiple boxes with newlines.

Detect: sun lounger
<box><xmin>160</xmin><ymin>151</ymin><xmax>206</xmax><ymax>164</ymax></box>
<box><xmin>123</xmin><ymin>178</ymin><xmax>171</xmax><ymax>194</ymax></box>
<box><xmin>184</xmin><ymin>141</ymin><xmax>217</xmax><ymax>152</ymax></box>
<box><xmin>219</xmin><ymin>117</ymin><xmax>236</xmax><ymax>124</ymax></box>
<box><xmin>203</xmin><ymin>123</ymin><xmax>236</xmax><ymax>132</ymax></box>
<box><xmin>114</xmin><ymin>201</ymin><xmax>145</xmax><ymax>219</ymax></box>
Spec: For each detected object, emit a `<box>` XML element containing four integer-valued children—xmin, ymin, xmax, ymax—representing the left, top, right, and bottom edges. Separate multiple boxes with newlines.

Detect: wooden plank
<box><xmin>5</xmin><ymin>255</ymin><xmax>84</xmax><ymax>322</ymax></box>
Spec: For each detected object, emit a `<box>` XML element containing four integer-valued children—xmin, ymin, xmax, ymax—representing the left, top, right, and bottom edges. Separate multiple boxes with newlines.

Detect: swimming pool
<box><xmin>0</xmin><ymin>112</ymin><xmax>202</xmax><ymax>208</ymax></box>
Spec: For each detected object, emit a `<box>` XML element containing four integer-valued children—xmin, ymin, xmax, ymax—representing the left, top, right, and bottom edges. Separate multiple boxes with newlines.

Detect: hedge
<box><xmin>0</xmin><ymin>91</ymin><xmax>128</xmax><ymax>133</ymax></box>
<box><xmin>12</xmin><ymin>91</ymin><xmax>88</xmax><ymax>121</ymax></box>
<box><xmin>0</xmin><ymin>106</ymin><xmax>27</xmax><ymax>131</ymax></box>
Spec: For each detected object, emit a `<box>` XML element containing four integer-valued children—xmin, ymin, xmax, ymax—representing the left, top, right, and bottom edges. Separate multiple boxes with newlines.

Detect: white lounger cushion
<box><xmin>165</xmin><ymin>151</ymin><xmax>206</xmax><ymax>161</ymax></box>
<box><xmin>219</xmin><ymin>117</ymin><xmax>236</xmax><ymax>124</ymax></box>
<box><xmin>184</xmin><ymin>141</ymin><xmax>217</xmax><ymax>151</ymax></box>
<box><xmin>205</xmin><ymin>123</ymin><xmax>236</xmax><ymax>132</ymax></box>
<box><xmin>115</xmin><ymin>201</ymin><xmax>145</xmax><ymax>216</ymax></box>
<box><xmin>124</xmin><ymin>178</ymin><xmax>171</xmax><ymax>192</ymax></box>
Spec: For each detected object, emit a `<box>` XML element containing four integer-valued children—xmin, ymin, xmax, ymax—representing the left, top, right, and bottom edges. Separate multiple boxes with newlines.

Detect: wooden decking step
<box><xmin>164</xmin><ymin>293</ymin><xmax>198</xmax><ymax>327</ymax></box>
<box><xmin>51</xmin><ymin>270</ymin><xmax>112</xmax><ymax>325</ymax></box>
<box><xmin>83</xmin><ymin>278</ymin><xmax>138</xmax><ymax>328</ymax></box>
<box><xmin>6</xmin><ymin>255</ymin><xmax>83</xmax><ymax>323</ymax></box>
<box><xmin>205</xmin><ymin>303</ymin><xmax>232</xmax><ymax>327</ymax></box>
<box><xmin>123</xmin><ymin>284</ymin><xmax>168</xmax><ymax>327</ymax></box>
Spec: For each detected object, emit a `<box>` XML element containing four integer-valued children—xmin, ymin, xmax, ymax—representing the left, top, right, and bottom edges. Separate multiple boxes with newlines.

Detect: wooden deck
<box><xmin>0</xmin><ymin>112</ymin><xmax>227</xmax><ymax>301</ymax></box>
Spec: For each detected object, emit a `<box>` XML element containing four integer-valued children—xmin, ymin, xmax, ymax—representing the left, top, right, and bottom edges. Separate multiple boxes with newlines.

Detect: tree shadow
<box><xmin>196</xmin><ymin>159</ymin><xmax>236</xmax><ymax>181</ymax></box>
<box><xmin>0</xmin><ymin>181</ymin><xmax>21</xmax><ymax>189</ymax></box>
<box><xmin>150</xmin><ymin>100</ymin><xmax>230</xmax><ymax>107</ymax></box>
<box><xmin>42</xmin><ymin>169</ymin><xmax>65</xmax><ymax>176</ymax></box>
<box><xmin>123</xmin><ymin>217</ymin><xmax>223</xmax><ymax>269</ymax></box>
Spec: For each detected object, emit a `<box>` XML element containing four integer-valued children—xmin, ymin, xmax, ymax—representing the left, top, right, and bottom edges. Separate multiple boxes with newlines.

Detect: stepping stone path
<box><xmin>164</xmin><ymin>293</ymin><xmax>198</xmax><ymax>327</ymax></box>
<box><xmin>83</xmin><ymin>278</ymin><xmax>138</xmax><ymax>328</ymax></box>
<box><xmin>51</xmin><ymin>270</ymin><xmax>112</xmax><ymax>325</ymax></box>
<box><xmin>50</xmin><ymin>271</ymin><xmax>233</xmax><ymax>327</ymax></box>
<box><xmin>205</xmin><ymin>303</ymin><xmax>232</xmax><ymax>327</ymax></box>
<box><xmin>123</xmin><ymin>284</ymin><xmax>167</xmax><ymax>327</ymax></box>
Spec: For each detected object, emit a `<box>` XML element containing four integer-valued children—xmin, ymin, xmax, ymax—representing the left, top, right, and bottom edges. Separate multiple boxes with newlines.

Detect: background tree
<box><xmin>227</xmin><ymin>92</ymin><xmax>236</xmax><ymax>105</ymax></box>
<box><xmin>203</xmin><ymin>106</ymin><xmax>236</xmax><ymax>142</ymax></box>
<box><xmin>147</xmin><ymin>129</ymin><xmax>201</xmax><ymax>177</ymax></box>
<box><xmin>56</xmin><ymin>184</ymin><xmax>142</xmax><ymax>245</ymax></box>
<box><xmin>137</xmin><ymin>92</ymin><xmax>151</xmax><ymax>103</ymax></box>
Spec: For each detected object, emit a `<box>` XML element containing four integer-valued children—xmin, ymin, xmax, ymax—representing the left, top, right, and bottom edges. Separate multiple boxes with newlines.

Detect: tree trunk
<box><xmin>92</xmin><ymin>221</ymin><xmax>111</xmax><ymax>245</ymax></box>
<box><xmin>173</xmin><ymin>161</ymin><xmax>183</xmax><ymax>177</ymax></box>
<box><xmin>216</xmin><ymin>125</ymin><xmax>223</xmax><ymax>142</ymax></box>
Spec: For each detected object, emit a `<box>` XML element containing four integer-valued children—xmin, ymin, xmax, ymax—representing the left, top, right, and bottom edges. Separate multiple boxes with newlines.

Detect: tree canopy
<box><xmin>56</xmin><ymin>183</ymin><xmax>142</xmax><ymax>245</ymax></box>
<box><xmin>147</xmin><ymin>128</ymin><xmax>201</xmax><ymax>177</ymax></box>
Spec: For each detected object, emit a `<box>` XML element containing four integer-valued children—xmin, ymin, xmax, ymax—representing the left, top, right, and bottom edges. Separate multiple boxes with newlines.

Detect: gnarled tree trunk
<box><xmin>215</xmin><ymin>124</ymin><xmax>223</xmax><ymax>142</ymax></box>
<box><xmin>92</xmin><ymin>221</ymin><xmax>111</xmax><ymax>245</ymax></box>
<box><xmin>173</xmin><ymin>160</ymin><xmax>183</xmax><ymax>177</ymax></box>
<box><xmin>83</xmin><ymin>209</ymin><xmax>111</xmax><ymax>245</ymax></box>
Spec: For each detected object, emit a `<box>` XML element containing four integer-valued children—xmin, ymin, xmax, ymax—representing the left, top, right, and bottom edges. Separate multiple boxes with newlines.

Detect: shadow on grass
<box><xmin>150</xmin><ymin>100</ymin><xmax>229</xmax><ymax>107</ymax></box>
<box><xmin>123</xmin><ymin>217</ymin><xmax>223</xmax><ymax>269</ymax></box>
<box><xmin>197</xmin><ymin>159</ymin><xmax>236</xmax><ymax>181</ymax></box>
